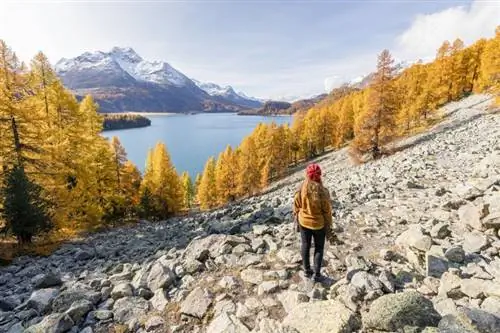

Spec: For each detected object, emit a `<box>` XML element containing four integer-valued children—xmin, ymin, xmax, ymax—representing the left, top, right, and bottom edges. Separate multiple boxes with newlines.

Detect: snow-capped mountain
<box><xmin>193</xmin><ymin>80</ymin><xmax>262</xmax><ymax>108</ymax></box>
<box><xmin>344</xmin><ymin>60</ymin><xmax>416</xmax><ymax>90</ymax></box>
<box><xmin>55</xmin><ymin>47</ymin><xmax>258</xmax><ymax>113</ymax></box>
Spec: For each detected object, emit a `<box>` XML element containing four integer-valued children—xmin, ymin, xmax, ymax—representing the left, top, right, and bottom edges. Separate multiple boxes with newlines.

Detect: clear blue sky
<box><xmin>1</xmin><ymin>0</ymin><xmax>498</xmax><ymax>100</ymax></box>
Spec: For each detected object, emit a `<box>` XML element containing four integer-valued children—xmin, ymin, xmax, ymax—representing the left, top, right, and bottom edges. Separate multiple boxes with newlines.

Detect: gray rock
<box><xmin>481</xmin><ymin>296</ymin><xmax>500</xmax><ymax>317</ymax></box>
<box><xmin>240</xmin><ymin>268</ymin><xmax>263</xmax><ymax>285</ymax></box>
<box><xmin>145</xmin><ymin>316</ymin><xmax>165</xmax><ymax>332</ymax></box>
<box><xmin>147</xmin><ymin>261</ymin><xmax>176</xmax><ymax>291</ymax></box>
<box><xmin>277</xmin><ymin>248</ymin><xmax>301</xmax><ymax>264</ymax></box>
<box><xmin>378</xmin><ymin>270</ymin><xmax>396</xmax><ymax>293</ymax></box>
<box><xmin>27</xmin><ymin>288</ymin><xmax>60</xmax><ymax>314</ymax></box>
<box><xmin>431</xmin><ymin>223</ymin><xmax>451</xmax><ymax>239</ymax></box>
<box><xmin>463</xmin><ymin>231</ymin><xmax>489</xmax><ymax>253</ymax></box>
<box><xmin>213</xmin><ymin>299</ymin><xmax>236</xmax><ymax>317</ymax></box>
<box><xmin>426</xmin><ymin>252</ymin><xmax>449</xmax><ymax>278</ymax></box>
<box><xmin>150</xmin><ymin>289</ymin><xmax>169</xmax><ymax>312</ymax></box>
<box><xmin>396</xmin><ymin>225</ymin><xmax>432</xmax><ymax>252</ymax></box>
<box><xmin>483</xmin><ymin>212</ymin><xmax>500</xmax><ymax>230</ymax></box>
<box><xmin>218</xmin><ymin>276</ymin><xmax>239</xmax><ymax>290</ymax></box>
<box><xmin>31</xmin><ymin>272</ymin><xmax>62</xmax><ymax>289</ymax></box>
<box><xmin>438</xmin><ymin>307</ymin><xmax>500</xmax><ymax>333</ymax></box>
<box><xmin>180</xmin><ymin>287</ymin><xmax>213</xmax><ymax>319</ymax></box>
<box><xmin>379</xmin><ymin>249</ymin><xmax>395</xmax><ymax>261</ymax></box>
<box><xmin>93</xmin><ymin>310</ymin><xmax>113</xmax><ymax>321</ymax></box>
<box><xmin>277</xmin><ymin>290</ymin><xmax>310</xmax><ymax>314</ymax></box>
<box><xmin>110</xmin><ymin>283</ymin><xmax>133</xmax><ymax>300</ymax></box>
<box><xmin>350</xmin><ymin>271</ymin><xmax>383</xmax><ymax>293</ymax></box>
<box><xmin>25</xmin><ymin>313</ymin><xmax>74</xmax><ymax>333</ymax></box>
<box><xmin>206</xmin><ymin>312</ymin><xmax>250</xmax><ymax>333</ymax></box>
<box><xmin>445</xmin><ymin>246</ymin><xmax>466</xmax><ymax>263</ymax></box>
<box><xmin>75</xmin><ymin>249</ymin><xmax>94</xmax><ymax>261</ymax></box>
<box><xmin>253</xmin><ymin>225</ymin><xmax>271</xmax><ymax>236</ymax></box>
<box><xmin>0</xmin><ymin>296</ymin><xmax>20</xmax><ymax>312</ymax></box>
<box><xmin>459</xmin><ymin>203</ymin><xmax>484</xmax><ymax>231</ymax></box>
<box><xmin>460</xmin><ymin>279</ymin><xmax>486</xmax><ymax>299</ymax></box>
<box><xmin>439</xmin><ymin>272</ymin><xmax>464</xmax><ymax>299</ymax></box>
<box><xmin>283</xmin><ymin>300</ymin><xmax>360</xmax><ymax>333</ymax></box>
<box><xmin>52</xmin><ymin>285</ymin><xmax>100</xmax><ymax>313</ymax></box>
<box><xmin>65</xmin><ymin>299</ymin><xmax>93</xmax><ymax>323</ymax></box>
<box><xmin>257</xmin><ymin>281</ymin><xmax>280</xmax><ymax>296</ymax></box>
<box><xmin>434</xmin><ymin>298</ymin><xmax>458</xmax><ymax>317</ymax></box>
<box><xmin>113</xmin><ymin>297</ymin><xmax>150</xmax><ymax>324</ymax></box>
<box><xmin>363</xmin><ymin>291</ymin><xmax>441</xmax><ymax>331</ymax></box>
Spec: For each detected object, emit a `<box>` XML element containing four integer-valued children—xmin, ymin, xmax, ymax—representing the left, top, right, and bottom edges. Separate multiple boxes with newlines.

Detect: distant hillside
<box><xmin>102</xmin><ymin>114</ymin><xmax>151</xmax><ymax>131</ymax></box>
<box><xmin>239</xmin><ymin>94</ymin><xmax>328</xmax><ymax>116</ymax></box>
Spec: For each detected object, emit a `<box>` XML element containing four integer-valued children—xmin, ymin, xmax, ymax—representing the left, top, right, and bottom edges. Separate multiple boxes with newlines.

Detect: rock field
<box><xmin>0</xmin><ymin>94</ymin><xmax>499</xmax><ymax>333</ymax></box>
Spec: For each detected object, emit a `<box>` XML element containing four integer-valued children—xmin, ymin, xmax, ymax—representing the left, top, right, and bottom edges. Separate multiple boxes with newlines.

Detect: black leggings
<box><xmin>300</xmin><ymin>226</ymin><xmax>326</xmax><ymax>276</ymax></box>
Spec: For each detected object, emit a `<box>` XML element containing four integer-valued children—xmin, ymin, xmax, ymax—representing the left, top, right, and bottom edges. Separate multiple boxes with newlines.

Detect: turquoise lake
<box><xmin>104</xmin><ymin>113</ymin><xmax>292</xmax><ymax>177</ymax></box>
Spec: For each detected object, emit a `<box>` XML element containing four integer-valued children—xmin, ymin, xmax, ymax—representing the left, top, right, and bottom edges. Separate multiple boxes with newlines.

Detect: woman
<box><xmin>293</xmin><ymin>163</ymin><xmax>332</xmax><ymax>282</ymax></box>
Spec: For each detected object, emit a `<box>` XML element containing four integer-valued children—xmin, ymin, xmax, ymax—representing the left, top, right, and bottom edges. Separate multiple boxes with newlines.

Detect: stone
<box><xmin>350</xmin><ymin>271</ymin><xmax>383</xmax><ymax>293</ymax></box>
<box><xmin>378</xmin><ymin>270</ymin><xmax>396</xmax><ymax>293</ymax></box>
<box><xmin>434</xmin><ymin>298</ymin><xmax>458</xmax><ymax>317</ymax></box>
<box><xmin>253</xmin><ymin>225</ymin><xmax>271</xmax><ymax>236</ymax></box>
<box><xmin>218</xmin><ymin>276</ymin><xmax>239</xmax><ymax>290</ymax></box>
<box><xmin>463</xmin><ymin>231</ymin><xmax>489</xmax><ymax>253</ymax></box>
<box><xmin>379</xmin><ymin>249</ymin><xmax>395</xmax><ymax>261</ymax></box>
<box><xmin>396</xmin><ymin>225</ymin><xmax>432</xmax><ymax>252</ymax></box>
<box><xmin>183</xmin><ymin>259</ymin><xmax>204</xmax><ymax>275</ymax></box>
<box><xmin>438</xmin><ymin>308</ymin><xmax>500</xmax><ymax>333</ymax></box>
<box><xmin>110</xmin><ymin>283</ymin><xmax>133</xmax><ymax>300</ymax></box>
<box><xmin>232</xmin><ymin>244</ymin><xmax>252</xmax><ymax>256</ymax></box>
<box><xmin>150</xmin><ymin>289</ymin><xmax>169</xmax><ymax>312</ymax></box>
<box><xmin>439</xmin><ymin>272</ymin><xmax>463</xmax><ymax>298</ymax></box>
<box><xmin>180</xmin><ymin>287</ymin><xmax>213</xmax><ymax>319</ymax></box>
<box><xmin>431</xmin><ymin>223</ymin><xmax>451</xmax><ymax>239</ymax></box>
<box><xmin>24</xmin><ymin>313</ymin><xmax>74</xmax><ymax>333</ymax></box>
<box><xmin>31</xmin><ymin>272</ymin><xmax>62</xmax><ymax>289</ymax></box>
<box><xmin>213</xmin><ymin>299</ymin><xmax>236</xmax><ymax>317</ymax></box>
<box><xmin>277</xmin><ymin>291</ymin><xmax>310</xmax><ymax>314</ymax></box>
<box><xmin>27</xmin><ymin>288</ymin><xmax>60</xmax><ymax>314</ymax></box>
<box><xmin>240</xmin><ymin>268</ymin><xmax>263</xmax><ymax>285</ymax></box>
<box><xmin>0</xmin><ymin>296</ymin><xmax>19</xmax><ymax>312</ymax></box>
<box><xmin>206</xmin><ymin>312</ymin><xmax>250</xmax><ymax>333</ymax></box>
<box><xmin>277</xmin><ymin>248</ymin><xmax>301</xmax><ymax>264</ymax></box>
<box><xmin>113</xmin><ymin>297</ymin><xmax>150</xmax><ymax>324</ymax></box>
<box><xmin>460</xmin><ymin>279</ymin><xmax>486</xmax><ymax>299</ymax></box>
<box><xmin>131</xmin><ymin>265</ymin><xmax>150</xmax><ymax>290</ymax></box>
<box><xmin>147</xmin><ymin>262</ymin><xmax>176</xmax><ymax>291</ymax></box>
<box><xmin>93</xmin><ymin>310</ymin><xmax>113</xmax><ymax>321</ymax></box>
<box><xmin>145</xmin><ymin>316</ymin><xmax>165</xmax><ymax>332</ymax></box>
<box><xmin>481</xmin><ymin>296</ymin><xmax>500</xmax><ymax>317</ymax></box>
<box><xmin>458</xmin><ymin>203</ymin><xmax>484</xmax><ymax>230</ymax></box>
<box><xmin>257</xmin><ymin>281</ymin><xmax>280</xmax><ymax>296</ymax></box>
<box><xmin>445</xmin><ymin>246</ymin><xmax>466</xmax><ymax>263</ymax></box>
<box><xmin>51</xmin><ymin>285</ymin><xmax>100</xmax><ymax>313</ymax></box>
<box><xmin>283</xmin><ymin>300</ymin><xmax>360</xmax><ymax>333</ymax></box>
<box><xmin>483</xmin><ymin>212</ymin><xmax>500</xmax><ymax>229</ymax></box>
<box><xmin>109</xmin><ymin>271</ymin><xmax>133</xmax><ymax>284</ymax></box>
<box><xmin>363</xmin><ymin>291</ymin><xmax>441</xmax><ymax>331</ymax></box>
<box><xmin>75</xmin><ymin>249</ymin><xmax>94</xmax><ymax>261</ymax></box>
<box><xmin>251</xmin><ymin>238</ymin><xmax>266</xmax><ymax>252</ymax></box>
<box><xmin>426</xmin><ymin>252</ymin><xmax>449</xmax><ymax>278</ymax></box>
<box><xmin>65</xmin><ymin>299</ymin><xmax>93</xmax><ymax>323</ymax></box>
<box><xmin>236</xmin><ymin>302</ymin><xmax>252</xmax><ymax>319</ymax></box>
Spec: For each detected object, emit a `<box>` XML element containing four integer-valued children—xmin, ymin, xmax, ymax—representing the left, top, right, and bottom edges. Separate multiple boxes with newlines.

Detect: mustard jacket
<box><xmin>293</xmin><ymin>179</ymin><xmax>333</xmax><ymax>230</ymax></box>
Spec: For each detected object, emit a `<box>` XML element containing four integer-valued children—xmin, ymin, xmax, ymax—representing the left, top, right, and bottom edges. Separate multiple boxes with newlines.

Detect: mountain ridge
<box><xmin>55</xmin><ymin>47</ymin><xmax>260</xmax><ymax>113</ymax></box>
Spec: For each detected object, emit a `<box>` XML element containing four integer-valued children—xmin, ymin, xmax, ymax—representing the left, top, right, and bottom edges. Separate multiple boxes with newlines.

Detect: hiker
<box><xmin>293</xmin><ymin>163</ymin><xmax>333</xmax><ymax>282</ymax></box>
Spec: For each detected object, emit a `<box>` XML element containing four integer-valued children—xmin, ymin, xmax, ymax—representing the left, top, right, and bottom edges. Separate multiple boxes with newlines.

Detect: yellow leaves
<box><xmin>197</xmin><ymin>157</ymin><xmax>217</xmax><ymax>210</ymax></box>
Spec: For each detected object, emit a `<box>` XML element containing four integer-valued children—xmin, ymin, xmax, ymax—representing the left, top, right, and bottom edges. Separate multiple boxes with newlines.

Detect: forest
<box><xmin>102</xmin><ymin>114</ymin><xmax>151</xmax><ymax>131</ymax></box>
<box><xmin>0</xmin><ymin>26</ymin><xmax>498</xmax><ymax>248</ymax></box>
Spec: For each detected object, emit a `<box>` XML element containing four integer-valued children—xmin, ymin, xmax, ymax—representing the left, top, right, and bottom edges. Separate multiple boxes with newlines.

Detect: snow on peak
<box><xmin>55</xmin><ymin>47</ymin><xmax>189</xmax><ymax>87</ymax></box>
<box><xmin>193</xmin><ymin>80</ymin><xmax>236</xmax><ymax>97</ymax></box>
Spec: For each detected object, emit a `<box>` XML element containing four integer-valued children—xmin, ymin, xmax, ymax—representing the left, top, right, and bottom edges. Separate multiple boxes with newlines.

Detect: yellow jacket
<box><xmin>293</xmin><ymin>180</ymin><xmax>333</xmax><ymax>230</ymax></box>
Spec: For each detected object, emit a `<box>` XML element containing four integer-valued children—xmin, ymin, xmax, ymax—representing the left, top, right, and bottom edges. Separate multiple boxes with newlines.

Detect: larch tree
<box><xmin>198</xmin><ymin>157</ymin><xmax>217</xmax><ymax>210</ymax></box>
<box><xmin>215</xmin><ymin>145</ymin><xmax>238</xmax><ymax>205</ymax></box>
<box><xmin>236</xmin><ymin>136</ymin><xmax>260</xmax><ymax>197</ymax></box>
<box><xmin>181</xmin><ymin>171</ymin><xmax>194</xmax><ymax>209</ymax></box>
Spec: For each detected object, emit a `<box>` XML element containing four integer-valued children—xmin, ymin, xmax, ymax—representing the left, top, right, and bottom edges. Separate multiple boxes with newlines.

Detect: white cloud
<box><xmin>395</xmin><ymin>1</ymin><xmax>500</xmax><ymax>61</ymax></box>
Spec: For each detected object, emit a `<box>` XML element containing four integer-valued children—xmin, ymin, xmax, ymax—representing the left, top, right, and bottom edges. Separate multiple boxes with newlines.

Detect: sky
<box><xmin>0</xmin><ymin>0</ymin><xmax>498</xmax><ymax>101</ymax></box>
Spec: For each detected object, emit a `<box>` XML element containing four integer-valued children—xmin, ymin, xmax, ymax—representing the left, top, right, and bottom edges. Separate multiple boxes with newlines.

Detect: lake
<box><xmin>104</xmin><ymin>113</ymin><xmax>292</xmax><ymax>177</ymax></box>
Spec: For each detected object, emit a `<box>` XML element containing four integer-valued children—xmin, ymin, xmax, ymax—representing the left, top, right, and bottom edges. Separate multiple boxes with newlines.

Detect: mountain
<box><xmin>193</xmin><ymin>80</ymin><xmax>262</xmax><ymax>108</ymax></box>
<box><xmin>55</xmin><ymin>47</ymin><xmax>251</xmax><ymax>113</ymax></box>
<box><xmin>346</xmin><ymin>60</ymin><xmax>415</xmax><ymax>89</ymax></box>
<box><xmin>239</xmin><ymin>94</ymin><xmax>327</xmax><ymax>116</ymax></box>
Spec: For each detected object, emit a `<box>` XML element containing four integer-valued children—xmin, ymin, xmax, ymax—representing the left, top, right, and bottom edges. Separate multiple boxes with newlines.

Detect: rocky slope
<box><xmin>0</xmin><ymin>94</ymin><xmax>499</xmax><ymax>333</ymax></box>
<box><xmin>55</xmin><ymin>48</ymin><xmax>257</xmax><ymax>113</ymax></box>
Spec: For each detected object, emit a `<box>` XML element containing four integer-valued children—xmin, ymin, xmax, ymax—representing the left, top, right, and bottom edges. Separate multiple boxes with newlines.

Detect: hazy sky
<box><xmin>0</xmin><ymin>0</ymin><xmax>498</xmax><ymax>100</ymax></box>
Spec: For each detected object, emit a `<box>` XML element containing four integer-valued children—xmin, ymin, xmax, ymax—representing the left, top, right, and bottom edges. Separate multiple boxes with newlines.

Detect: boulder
<box><xmin>481</xmin><ymin>296</ymin><xmax>500</xmax><ymax>317</ymax></box>
<box><xmin>0</xmin><ymin>296</ymin><xmax>20</xmax><ymax>312</ymax></box>
<box><xmin>145</xmin><ymin>316</ymin><xmax>165</xmax><ymax>332</ymax></box>
<box><xmin>363</xmin><ymin>291</ymin><xmax>441</xmax><ymax>331</ymax></box>
<box><xmin>150</xmin><ymin>289</ymin><xmax>169</xmax><ymax>312</ymax></box>
<box><xmin>180</xmin><ymin>287</ymin><xmax>213</xmax><ymax>319</ymax></box>
<box><xmin>240</xmin><ymin>268</ymin><xmax>263</xmax><ymax>285</ymax></box>
<box><xmin>431</xmin><ymin>223</ymin><xmax>451</xmax><ymax>239</ymax></box>
<box><xmin>31</xmin><ymin>272</ymin><xmax>62</xmax><ymax>289</ymax></box>
<box><xmin>463</xmin><ymin>231</ymin><xmax>489</xmax><ymax>253</ymax></box>
<box><xmin>65</xmin><ymin>299</ymin><xmax>93</xmax><ymax>323</ymax></box>
<box><xmin>458</xmin><ymin>203</ymin><xmax>484</xmax><ymax>231</ymax></box>
<box><xmin>445</xmin><ymin>246</ymin><xmax>466</xmax><ymax>263</ymax></box>
<box><xmin>350</xmin><ymin>271</ymin><xmax>383</xmax><ymax>293</ymax></box>
<box><xmin>147</xmin><ymin>261</ymin><xmax>176</xmax><ymax>292</ymax></box>
<box><xmin>206</xmin><ymin>312</ymin><xmax>250</xmax><ymax>333</ymax></box>
<box><xmin>218</xmin><ymin>276</ymin><xmax>240</xmax><ymax>290</ymax></box>
<box><xmin>257</xmin><ymin>281</ymin><xmax>280</xmax><ymax>296</ymax></box>
<box><xmin>113</xmin><ymin>297</ymin><xmax>150</xmax><ymax>325</ymax></box>
<box><xmin>283</xmin><ymin>300</ymin><xmax>360</xmax><ymax>333</ymax></box>
<box><xmin>51</xmin><ymin>285</ymin><xmax>100</xmax><ymax>313</ymax></box>
<box><xmin>277</xmin><ymin>290</ymin><xmax>310</xmax><ymax>314</ymax></box>
<box><xmin>27</xmin><ymin>288</ymin><xmax>60</xmax><ymax>314</ymax></box>
<box><xmin>110</xmin><ymin>283</ymin><xmax>133</xmax><ymax>300</ymax></box>
<box><xmin>396</xmin><ymin>225</ymin><xmax>432</xmax><ymax>252</ymax></box>
<box><xmin>24</xmin><ymin>313</ymin><xmax>74</xmax><ymax>333</ymax></box>
<box><xmin>438</xmin><ymin>308</ymin><xmax>500</xmax><ymax>333</ymax></box>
